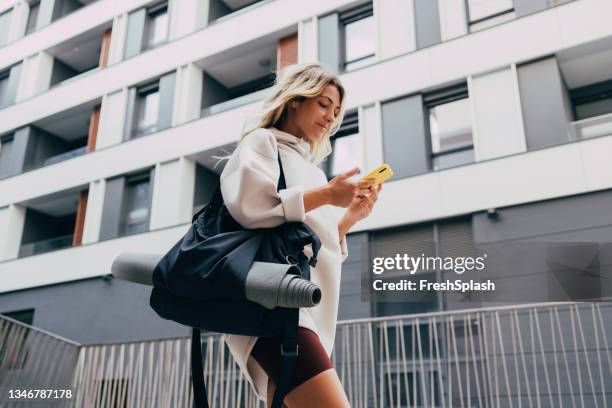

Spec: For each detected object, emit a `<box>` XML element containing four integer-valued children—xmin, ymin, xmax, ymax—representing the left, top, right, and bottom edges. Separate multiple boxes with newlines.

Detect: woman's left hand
<box><xmin>343</xmin><ymin>183</ymin><xmax>382</xmax><ymax>224</ymax></box>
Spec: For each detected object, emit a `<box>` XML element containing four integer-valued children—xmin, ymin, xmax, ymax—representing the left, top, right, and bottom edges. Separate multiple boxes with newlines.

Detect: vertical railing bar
<box><xmin>513</xmin><ymin>311</ymin><xmax>532</xmax><ymax>408</ymax></box>
<box><xmin>368</xmin><ymin>321</ymin><xmax>378</xmax><ymax>408</ymax></box>
<box><xmin>433</xmin><ymin>316</ymin><xmax>445</xmax><ymax>408</ymax></box>
<box><xmin>492</xmin><ymin>313</ymin><xmax>500</xmax><ymax>408</ymax></box>
<box><xmin>591</xmin><ymin>304</ymin><xmax>607</xmax><ymax>408</ymax></box>
<box><xmin>399</xmin><ymin>320</ymin><xmax>410</xmax><ymax>408</ymax></box>
<box><xmin>481</xmin><ymin>312</ymin><xmax>494</xmax><ymax>408</ymax></box>
<box><xmin>449</xmin><ymin>315</ymin><xmax>464</xmax><ymax>408</ymax></box>
<box><xmin>529</xmin><ymin>310</ymin><xmax>542</xmax><ymax>408</ymax></box>
<box><xmin>574</xmin><ymin>304</ymin><xmax>599</xmax><ymax>408</ymax></box>
<box><xmin>416</xmin><ymin>317</ymin><xmax>429</xmax><ymax>408</ymax></box>
<box><xmin>446</xmin><ymin>318</ymin><xmax>452</xmax><ymax>408</ymax></box>
<box><xmin>548</xmin><ymin>308</ymin><xmax>562</xmax><ymax>408</ymax></box>
<box><xmin>384</xmin><ymin>320</ymin><xmax>394</xmax><ymax>408</ymax></box>
<box><xmin>570</xmin><ymin>304</ymin><xmax>585</xmax><ymax>408</ymax></box>
<box><xmin>495</xmin><ymin>312</ymin><xmax>513</xmax><ymax>408</ymax></box>
<box><xmin>463</xmin><ymin>315</ymin><xmax>470</xmax><ymax>408</ymax></box>
<box><xmin>594</xmin><ymin>304</ymin><xmax>612</xmax><ymax>372</ymax></box>
<box><xmin>533</xmin><ymin>309</ymin><xmax>554</xmax><ymax>407</ymax></box>
<box><xmin>554</xmin><ymin>307</ymin><xmax>576</xmax><ymax>408</ymax></box>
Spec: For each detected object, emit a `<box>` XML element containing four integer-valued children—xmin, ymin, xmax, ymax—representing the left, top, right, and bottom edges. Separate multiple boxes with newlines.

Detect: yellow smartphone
<box><xmin>360</xmin><ymin>164</ymin><xmax>394</xmax><ymax>185</ymax></box>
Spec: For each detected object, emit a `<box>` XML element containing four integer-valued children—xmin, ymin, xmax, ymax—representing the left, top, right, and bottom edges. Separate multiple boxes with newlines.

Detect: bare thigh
<box><xmin>266</xmin><ymin>368</ymin><xmax>350</xmax><ymax>408</ymax></box>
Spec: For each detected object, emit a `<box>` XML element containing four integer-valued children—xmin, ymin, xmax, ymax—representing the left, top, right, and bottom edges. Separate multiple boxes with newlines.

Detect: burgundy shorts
<box><xmin>250</xmin><ymin>327</ymin><xmax>333</xmax><ymax>393</ymax></box>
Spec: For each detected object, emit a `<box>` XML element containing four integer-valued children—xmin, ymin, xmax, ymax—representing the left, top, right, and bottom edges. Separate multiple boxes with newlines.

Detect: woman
<box><xmin>220</xmin><ymin>62</ymin><xmax>381</xmax><ymax>407</ymax></box>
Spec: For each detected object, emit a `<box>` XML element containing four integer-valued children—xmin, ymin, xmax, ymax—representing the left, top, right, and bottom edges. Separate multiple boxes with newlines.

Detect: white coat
<box><xmin>220</xmin><ymin>126</ymin><xmax>349</xmax><ymax>400</ymax></box>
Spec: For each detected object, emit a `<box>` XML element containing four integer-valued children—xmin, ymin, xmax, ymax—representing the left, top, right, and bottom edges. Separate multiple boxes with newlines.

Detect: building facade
<box><xmin>0</xmin><ymin>0</ymin><xmax>611</xmax><ymax>406</ymax></box>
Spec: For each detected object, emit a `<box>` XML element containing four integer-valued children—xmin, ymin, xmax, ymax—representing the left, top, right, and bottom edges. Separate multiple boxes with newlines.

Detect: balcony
<box><xmin>1</xmin><ymin>302</ymin><xmax>610</xmax><ymax>407</ymax></box>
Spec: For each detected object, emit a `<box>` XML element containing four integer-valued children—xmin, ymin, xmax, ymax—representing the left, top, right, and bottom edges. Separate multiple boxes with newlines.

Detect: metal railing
<box><xmin>1</xmin><ymin>302</ymin><xmax>610</xmax><ymax>407</ymax></box>
<box><xmin>42</xmin><ymin>146</ymin><xmax>88</xmax><ymax>167</ymax></box>
<box><xmin>569</xmin><ymin>112</ymin><xmax>612</xmax><ymax>141</ymax></box>
<box><xmin>18</xmin><ymin>233</ymin><xmax>74</xmax><ymax>258</ymax></box>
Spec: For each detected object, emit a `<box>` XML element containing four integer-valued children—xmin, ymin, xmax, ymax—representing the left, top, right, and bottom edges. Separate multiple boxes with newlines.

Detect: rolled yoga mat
<box><xmin>111</xmin><ymin>254</ymin><xmax>321</xmax><ymax>309</ymax></box>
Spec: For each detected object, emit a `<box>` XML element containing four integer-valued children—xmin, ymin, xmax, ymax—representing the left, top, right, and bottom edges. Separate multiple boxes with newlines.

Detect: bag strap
<box><xmin>271</xmin><ymin>308</ymin><xmax>299</xmax><ymax>408</ymax></box>
<box><xmin>191</xmin><ymin>328</ymin><xmax>209</xmax><ymax>408</ymax></box>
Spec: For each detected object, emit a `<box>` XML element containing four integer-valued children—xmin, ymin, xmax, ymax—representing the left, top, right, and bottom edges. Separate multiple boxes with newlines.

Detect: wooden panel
<box><xmin>72</xmin><ymin>190</ymin><xmax>89</xmax><ymax>246</ymax></box>
<box><xmin>86</xmin><ymin>105</ymin><xmax>101</xmax><ymax>152</ymax></box>
<box><xmin>277</xmin><ymin>33</ymin><xmax>298</xmax><ymax>70</ymax></box>
<box><xmin>99</xmin><ymin>28</ymin><xmax>112</xmax><ymax>68</ymax></box>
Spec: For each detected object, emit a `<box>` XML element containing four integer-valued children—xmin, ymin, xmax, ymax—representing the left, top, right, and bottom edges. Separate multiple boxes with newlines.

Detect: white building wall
<box><xmin>15</xmin><ymin>51</ymin><xmax>53</xmax><ymax>102</ymax></box>
<box><xmin>0</xmin><ymin>204</ymin><xmax>25</xmax><ymax>262</ymax></box>
<box><xmin>149</xmin><ymin>157</ymin><xmax>196</xmax><ymax>230</ymax></box>
<box><xmin>6</xmin><ymin>0</ymin><xmax>27</xmax><ymax>43</ymax></box>
<box><xmin>297</xmin><ymin>17</ymin><xmax>317</xmax><ymax>63</ymax></box>
<box><xmin>96</xmin><ymin>88</ymin><xmax>128</xmax><ymax>150</ymax></box>
<box><xmin>107</xmin><ymin>13</ymin><xmax>128</xmax><ymax>66</ymax></box>
<box><xmin>360</xmin><ymin>103</ymin><xmax>384</xmax><ymax>173</ymax></box>
<box><xmin>438</xmin><ymin>0</ymin><xmax>468</xmax><ymax>41</ymax></box>
<box><xmin>81</xmin><ymin>179</ymin><xmax>106</xmax><ymax>245</ymax></box>
<box><xmin>172</xmin><ymin>63</ymin><xmax>203</xmax><ymax>126</ymax></box>
<box><xmin>168</xmin><ymin>0</ymin><xmax>204</xmax><ymax>41</ymax></box>
<box><xmin>374</xmin><ymin>0</ymin><xmax>416</xmax><ymax>60</ymax></box>
<box><xmin>470</xmin><ymin>66</ymin><xmax>527</xmax><ymax>161</ymax></box>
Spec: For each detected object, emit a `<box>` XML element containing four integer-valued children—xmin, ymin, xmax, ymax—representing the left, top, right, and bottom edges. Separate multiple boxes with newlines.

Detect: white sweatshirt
<box><xmin>220</xmin><ymin>126</ymin><xmax>348</xmax><ymax>400</ymax></box>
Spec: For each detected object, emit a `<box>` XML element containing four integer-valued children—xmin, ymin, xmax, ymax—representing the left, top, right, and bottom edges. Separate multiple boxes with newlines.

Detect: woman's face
<box><xmin>291</xmin><ymin>84</ymin><xmax>341</xmax><ymax>144</ymax></box>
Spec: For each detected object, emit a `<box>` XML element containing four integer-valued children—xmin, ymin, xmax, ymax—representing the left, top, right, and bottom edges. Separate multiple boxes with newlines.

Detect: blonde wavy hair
<box><xmin>239</xmin><ymin>62</ymin><xmax>347</xmax><ymax>165</ymax></box>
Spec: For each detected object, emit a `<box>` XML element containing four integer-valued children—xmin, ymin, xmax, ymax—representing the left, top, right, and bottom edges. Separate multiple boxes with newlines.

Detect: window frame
<box><xmin>120</xmin><ymin>171</ymin><xmax>152</xmax><ymax>236</ymax></box>
<box><xmin>325</xmin><ymin>111</ymin><xmax>360</xmax><ymax>179</ymax></box>
<box><xmin>25</xmin><ymin>0</ymin><xmax>41</xmax><ymax>35</ymax></box>
<box><xmin>142</xmin><ymin>1</ymin><xmax>169</xmax><ymax>51</ymax></box>
<box><xmin>464</xmin><ymin>0</ymin><xmax>514</xmax><ymax>26</ymax></box>
<box><xmin>423</xmin><ymin>83</ymin><xmax>475</xmax><ymax>171</ymax></box>
<box><xmin>131</xmin><ymin>81</ymin><xmax>160</xmax><ymax>138</ymax></box>
<box><xmin>339</xmin><ymin>2</ymin><xmax>376</xmax><ymax>72</ymax></box>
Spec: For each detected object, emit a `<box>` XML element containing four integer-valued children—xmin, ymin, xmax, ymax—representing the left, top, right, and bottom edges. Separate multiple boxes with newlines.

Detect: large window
<box><xmin>132</xmin><ymin>82</ymin><xmax>160</xmax><ymax>137</ymax></box>
<box><xmin>569</xmin><ymin>79</ymin><xmax>612</xmax><ymax>140</ymax></box>
<box><xmin>424</xmin><ymin>84</ymin><xmax>474</xmax><ymax>171</ymax></box>
<box><xmin>326</xmin><ymin>112</ymin><xmax>361</xmax><ymax>178</ymax></box>
<box><xmin>0</xmin><ymin>134</ymin><xmax>14</xmax><ymax>178</ymax></box>
<box><xmin>25</xmin><ymin>1</ymin><xmax>40</xmax><ymax>35</ymax></box>
<box><xmin>0</xmin><ymin>9</ymin><xmax>10</xmax><ymax>46</ymax></box>
<box><xmin>341</xmin><ymin>3</ymin><xmax>376</xmax><ymax>71</ymax></box>
<box><xmin>466</xmin><ymin>0</ymin><xmax>515</xmax><ymax>32</ymax></box>
<box><xmin>0</xmin><ymin>71</ymin><xmax>10</xmax><ymax>107</ymax></box>
<box><xmin>143</xmin><ymin>2</ymin><xmax>168</xmax><ymax>50</ymax></box>
<box><xmin>121</xmin><ymin>172</ymin><xmax>151</xmax><ymax>235</ymax></box>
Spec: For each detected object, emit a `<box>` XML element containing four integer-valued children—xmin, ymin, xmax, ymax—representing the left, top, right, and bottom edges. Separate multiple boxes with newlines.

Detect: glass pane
<box><xmin>146</xmin><ymin>9</ymin><xmax>168</xmax><ymax>47</ymax></box>
<box><xmin>575</xmin><ymin>98</ymin><xmax>612</xmax><ymax>121</ymax></box>
<box><xmin>25</xmin><ymin>3</ymin><xmax>40</xmax><ymax>35</ymax></box>
<box><xmin>468</xmin><ymin>0</ymin><xmax>513</xmax><ymax>22</ymax></box>
<box><xmin>124</xmin><ymin>180</ymin><xmax>150</xmax><ymax>233</ymax></box>
<box><xmin>0</xmin><ymin>76</ymin><xmax>9</xmax><ymax>106</ymax></box>
<box><xmin>0</xmin><ymin>138</ymin><xmax>14</xmax><ymax>177</ymax></box>
<box><xmin>429</xmin><ymin>98</ymin><xmax>473</xmax><ymax>154</ymax></box>
<box><xmin>135</xmin><ymin>91</ymin><xmax>159</xmax><ymax>135</ymax></box>
<box><xmin>0</xmin><ymin>11</ymin><xmax>10</xmax><ymax>45</ymax></box>
<box><xmin>344</xmin><ymin>16</ymin><xmax>376</xmax><ymax>66</ymax></box>
<box><xmin>331</xmin><ymin>133</ymin><xmax>362</xmax><ymax>177</ymax></box>
<box><xmin>433</xmin><ymin>148</ymin><xmax>475</xmax><ymax>171</ymax></box>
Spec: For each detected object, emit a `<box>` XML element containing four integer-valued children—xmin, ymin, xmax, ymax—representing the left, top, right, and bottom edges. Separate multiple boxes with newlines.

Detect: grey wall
<box><xmin>207</xmin><ymin>0</ymin><xmax>231</xmax><ymax>23</ymax></box>
<box><xmin>338</xmin><ymin>232</ymin><xmax>372</xmax><ymax>320</ymax></box>
<box><xmin>193</xmin><ymin>164</ymin><xmax>219</xmax><ymax>211</ymax></box>
<box><xmin>156</xmin><ymin>72</ymin><xmax>176</xmax><ymax>131</ymax></box>
<box><xmin>123</xmin><ymin>8</ymin><xmax>146</xmax><ymax>59</ymax></box>
<box><xmin>513</xmin><ymin>0</ymin><xmax>548</xmax><ymax>18</ymax></box>
<box><xmin>318</xmin><ymin>13</ymin><xmax>340</xmax><ymax>74</ymax></box>
<box><xmin>517</xmin><ymin>57</ymin><xmax>572</xmax><ymax>150</ymax></box>
<box><xmin>0</xmin><ymin>277</ymin><xmax>188</xmax><ymax>344</ymax></box>
<box><xmin>50</xmin><ymin>58</ymin><xmax>79</xmax><ymax>87</ymax></box>
<box><xmin>2</xmin><ymin>126</ymin><xmax>34</xmax><ymax>177</ymax></box>
<box><xmin>99</xmin><ymin>176</ymin><xmax>126</xmax><ymax>241</ymax></box>
<box><xmin>123</xmin><ymin>87</ymin><xmax>137</xmax><ymax>141</ymax></box>
<box><xmin>0</xmin><ymin>63</ymin><xmax>22</xmax><ymax>109</ymax></box>
<box><xmin>381</xmin><ymin>94</ymin><xmax>430</xmax><ymax>179</ymax></box>
<box><xmin>414</xmin><ymin>0</ymin><xmax>441</xmax><ymax>49</ymax></box>
<box><xmin>52</xmin><ymin>0</ymin><xmax>81</xmax><ymax>21</ymax></box>
<box><xmin>201</xmin><ymin>72</ymin><xmax>228</xmax><ymax>109</ymax></box>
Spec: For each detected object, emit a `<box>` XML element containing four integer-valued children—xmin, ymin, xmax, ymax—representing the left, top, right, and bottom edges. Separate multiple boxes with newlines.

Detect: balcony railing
<box><xmin>201</xmin><ymin>87</ymin><xmax>273</xmax><ymax>118</ymax></box>
<box><xmin>569</xmin><ymin>112</ymin><xmax>612</xmax><ymax>141</ymax></box>
<box><xmin>1</xmin><ymin>302</ymin><xmax>610</xmax><ymax>407</ymax></box>
<box><xmin>19</xmin><ymin>233</ymin><xmax>74</xmax><ymax>258</ymax></box>
<box><xmin>42</xmin><ymin>146</ymin><xmax>88</xmax><ymax>167</ymax></box>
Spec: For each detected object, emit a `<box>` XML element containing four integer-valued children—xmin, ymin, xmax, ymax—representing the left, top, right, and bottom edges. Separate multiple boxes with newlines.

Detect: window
<box><xmin>25</xmin><ymin>1</ymin><xmax>40</xmax><ymax>35</ymax></box>
<box><xmin>132</xmin><ymin>83</ymin><xmax>160</xmax><ymax>137</ymax></box>
<box><xmin>424</xmin><ymin>84</ymin><xmax>474</xmax><ymax>170</ymax></box>
<box><xmin>0</xmin><ymin>70</ymin><xmax>9</xmax><ymax>107</ymax></box>
<box><xmin>569</xmin><ymin>79</ymin><xmax>612</xmax><ymax>140</ymax></box>
<box><xmin>466</xmin><ymin>0</ymin><xmax>515</xmax><ymax>31</ymax></box>
<box><xmin>327</xmin><ymin>112</ymin><xmax>361</xmax><ymax>178</ymax></box>
<box><xmin>0</xmin><ymin>9</ymin><xmax>10</xmax><ymax>46</ymax></box>
<box><xmin>0</xmin><ymin>134</ymin><xmax>15</xmax><ymax>178</ymax></box>
<box><xmin>143</xmin><ymin>2</ymin><xmax>168</xmax><ymax>49</ymax></box>
<box><xmin>341</xmin><ymin>3</ymin><xmax>376</xmax><ymax>71</ymax></box>
<box><xmin>121</xmin><ymin>172</ymin><xmax>151</xmax><ymax>235</ymax></box>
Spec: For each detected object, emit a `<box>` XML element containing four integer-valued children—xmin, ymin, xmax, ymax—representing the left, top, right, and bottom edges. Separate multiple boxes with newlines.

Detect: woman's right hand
<box><xmin>325</xmin><ymin>167</ymin><xmax>376</xmax><ymax>208</ymax></box>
